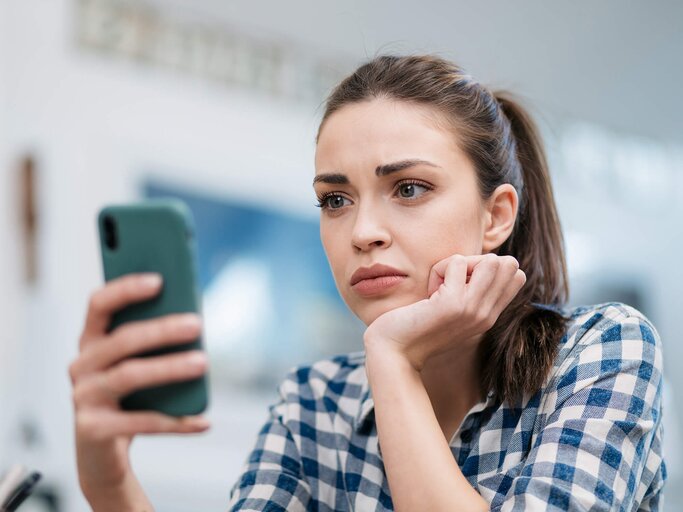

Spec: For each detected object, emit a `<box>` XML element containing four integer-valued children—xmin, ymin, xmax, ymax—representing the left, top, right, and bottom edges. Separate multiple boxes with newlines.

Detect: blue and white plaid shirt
<box><xmin>227</xmin><ymin>302</ymin><xmax>666</xmax><ymax>511</ymax></box>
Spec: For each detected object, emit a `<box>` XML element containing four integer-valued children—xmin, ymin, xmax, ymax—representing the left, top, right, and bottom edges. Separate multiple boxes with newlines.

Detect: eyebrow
<box><xmin>312</xmin><ymin>159</ymin><xmax>441</xmax><ymax>186</ymax></box>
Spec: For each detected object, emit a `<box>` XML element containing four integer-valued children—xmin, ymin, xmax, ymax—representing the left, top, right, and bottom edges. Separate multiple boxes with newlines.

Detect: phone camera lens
<box><xmin>103</xmin><ymin>215</ymin><xmax>119</xmax><ymax>250</ymax></box>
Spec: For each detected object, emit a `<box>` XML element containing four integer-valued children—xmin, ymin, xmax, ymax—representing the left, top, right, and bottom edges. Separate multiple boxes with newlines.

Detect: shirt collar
<box><xmin>353</xmin><ymin>374</ymin><xmax>375</xmax><ymax>433</ymax></box>
<box><xmin>353</xmin><ymin>357</ymin><xmax>497</xmax><ymax>434</ymax></box>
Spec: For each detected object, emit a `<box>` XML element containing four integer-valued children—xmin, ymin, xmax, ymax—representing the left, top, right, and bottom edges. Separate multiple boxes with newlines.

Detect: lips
<box><xmin>350</xmin><ymin>264</ymin><xmax>407</xmax><ymax>286</ymax></box>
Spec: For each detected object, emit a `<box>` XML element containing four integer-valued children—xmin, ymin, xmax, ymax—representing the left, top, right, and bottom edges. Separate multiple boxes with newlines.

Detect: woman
<box><xmin>69</xmin><ymin>55</ymin><xmax>666</xmax><ymax>510</ymax></box>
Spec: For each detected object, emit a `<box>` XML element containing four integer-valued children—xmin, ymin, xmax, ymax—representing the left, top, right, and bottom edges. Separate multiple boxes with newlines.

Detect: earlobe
<box><xmin>482</xmin><ymin>184</ymin><xmax>518</xmax><ymax>253</ymax></box>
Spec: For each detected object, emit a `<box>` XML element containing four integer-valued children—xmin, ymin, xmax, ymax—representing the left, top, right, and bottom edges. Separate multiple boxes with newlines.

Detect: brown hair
<box><xmin>317</xmin><ymin>54</ymin><xmax>571</xmax><ymax>406</ymax></box>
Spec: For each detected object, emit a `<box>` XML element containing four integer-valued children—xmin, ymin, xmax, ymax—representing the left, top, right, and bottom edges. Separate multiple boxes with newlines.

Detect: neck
<box><xmin>419</xmin><ymin>336</ymin><xmax>484</xmax><ymax>441</ymax></box>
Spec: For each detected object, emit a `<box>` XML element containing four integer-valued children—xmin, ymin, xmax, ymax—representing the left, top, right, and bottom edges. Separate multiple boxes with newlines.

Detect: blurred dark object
<box><xmin>19</xmin><ymin>416</ymin><xmax>43</xmax><ymax>450</ymax></box>
<box><xmin>22</xmin><ymin>485</ymin><xmax>60</xmax><ymax>512</ymax></box>
<box><xmin>19</xmin><ymin>155</ymin><xmax>38</xmax><ymax>285</ymax></box>
<box><xmin>571</xmin><ymin>273</ymin><xmax>652</xmax><ymax>322</ymax></box>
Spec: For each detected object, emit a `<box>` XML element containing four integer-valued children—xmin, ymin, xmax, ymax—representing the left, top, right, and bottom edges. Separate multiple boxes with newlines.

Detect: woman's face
<box><xmin>314</xmin><ymin>98</ymin><xmax>489</xmax><ymax>326</ymax></box>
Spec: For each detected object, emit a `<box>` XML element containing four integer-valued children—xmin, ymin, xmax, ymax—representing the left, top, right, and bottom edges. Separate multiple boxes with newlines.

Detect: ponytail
<box><xmin>478</xmin><ymin>91</ymin><xmax>571</xmax><ymax>406</ymax></box>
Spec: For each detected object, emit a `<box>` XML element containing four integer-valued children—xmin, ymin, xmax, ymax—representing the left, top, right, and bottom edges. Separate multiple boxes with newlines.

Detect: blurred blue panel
<box><xmin>142</xmin><ymin>178</ymin><xmax>362</xmax><ymax>390</ymax></box>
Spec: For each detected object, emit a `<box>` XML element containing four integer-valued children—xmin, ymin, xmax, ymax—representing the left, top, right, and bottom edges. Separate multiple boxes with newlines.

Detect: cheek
<box><xmin>321</xmin><ymin>228</ymin><xmax>345</xmax><ymax>282</ymax></box>
<box><xmin>410</xmin><ymin>207</ymin><xmax>483</xmax><ymax>264</ymax></box>
<box><xmin>321</xmin><ymin>231</ymin><xmax>363</xmax><ymax>316</ymax></box>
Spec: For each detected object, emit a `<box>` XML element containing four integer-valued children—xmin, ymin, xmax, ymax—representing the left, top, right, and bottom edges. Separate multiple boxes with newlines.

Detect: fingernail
<box><xmin>188</xmin><ymin>352</ymin><xmax>207</xmax><ymax>367</ymax></box>
<box><xmin>195</xmin><ymin>418</ymin><xmax>211</xmax><ymax>429</ymax></box>
<box><xmin>181</xmin><ymin>314</ymin><xmax>201</xmax><ymax>329</ymax></box>
<box><xmin>141</xmin><ymin>273</ymin><xmax>162</xmax><ymax>288</ymax></box>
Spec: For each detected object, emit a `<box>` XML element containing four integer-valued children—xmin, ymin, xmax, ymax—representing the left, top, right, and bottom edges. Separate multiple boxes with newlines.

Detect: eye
<box><xmin>396</xmin><ymin>180</ymin><xmax>432</xmax><ymax>199</ymax></box>
<box><xmin>315</xmin><ymin>193</ymin><xmax>351</xmax><ymax>211</ymax></box>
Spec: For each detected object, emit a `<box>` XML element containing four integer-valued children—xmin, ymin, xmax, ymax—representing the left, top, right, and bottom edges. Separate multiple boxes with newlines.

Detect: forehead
<box><xmin>314</xmin><ymin>98</ymin><xmax>462</xmax><ymax>173</ymax></box>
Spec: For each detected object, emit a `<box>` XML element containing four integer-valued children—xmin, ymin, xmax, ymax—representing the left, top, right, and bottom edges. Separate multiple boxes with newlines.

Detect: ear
<box><xmin>482</xmin><ymin>184</ymin><xmax>518</xmax><ymax>253</ymax></box>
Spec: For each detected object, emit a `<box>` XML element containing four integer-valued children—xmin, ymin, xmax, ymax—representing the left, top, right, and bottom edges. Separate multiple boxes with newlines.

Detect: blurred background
<box><xmin>0</xmin><ymin>0</ymin><xmax>681</xmax><ymax>510</ymax></box>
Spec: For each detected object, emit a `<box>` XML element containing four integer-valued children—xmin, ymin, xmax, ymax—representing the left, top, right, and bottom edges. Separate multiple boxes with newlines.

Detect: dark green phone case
<box><xmin>97</xmin><ymin>199</ymin><xmax>209</xmax><ymax>417</ymax></box>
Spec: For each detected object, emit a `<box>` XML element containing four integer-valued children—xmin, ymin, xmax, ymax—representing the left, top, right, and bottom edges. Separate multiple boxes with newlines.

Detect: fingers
<box><xmin>81</xmin><ymin>273</ymin><xmax>163</xmax><ymax>347</ymax></box>
<box><xmin>73</xmin><ymin>350</ymin><xmax>208</xmax><ymax>407</ymax></box>
<box><xmin>480</xmin><ymin>256</ymin><xmax>525</xmax><ymax>317</ymax></box>
<box><xmin>466</xmin><ymin>254</ymin><xmax>525</xmax><ymax>324</ymax></box>
<box><xmin>76</xmin><ymin>409</ymin><xmax>211</xmax><ymax>442</ymax></box>
<box><xmin>464</xmin><ymin>253</ymin><xmax>502</xmax><ymax>305</ymax></box>
<box><xmin>427</xmin><ymin>254</ymin><xmax>487</xmax><ymax>297</ymax></box>
<box><xmin>71</xmin><ymin>312</ymin><xmax>202</xmax><ymax>378</ymax></box>
<box><xmin>427</xmin><ymin>257</ymin><xmax>459</xmax><ymax>296</ymax></box>
<box><xmin>107</xmin><ymin>350</ymin><xmax>208</xmax><ymax>399</ymax></box>
<box><xmin>491</xmin><ymin>267</ymin><xmax>527</xmax><ymax>317</ymax></box>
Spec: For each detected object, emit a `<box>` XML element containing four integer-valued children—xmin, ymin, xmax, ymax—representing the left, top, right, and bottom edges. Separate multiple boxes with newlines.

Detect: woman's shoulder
<box><xmin>543</xmin><ymin>301</ymin><xmax>664</xmax><ymax>403</ymax></box>
<box><xmin>557</xmin><ymin>301</ymin><xmax>661</xmax><ymax>353</ymax></box>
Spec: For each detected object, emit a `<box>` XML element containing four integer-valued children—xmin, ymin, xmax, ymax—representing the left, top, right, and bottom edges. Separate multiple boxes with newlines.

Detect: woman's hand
<box><xmin>363</xmin><ymin>253</ymin><xmax>526</xmax><ymax>372</ymax></box>
<box><xmin>68</xmin><ymin>273</ymin><xmax>210</xmax><ymax>508</ymax></box>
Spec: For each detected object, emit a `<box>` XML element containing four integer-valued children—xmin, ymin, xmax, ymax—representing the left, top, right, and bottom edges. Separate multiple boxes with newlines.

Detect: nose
<box><xmin>351</xmin><ymin>202</ymin><xmax>392</xmax><ymax>252</ymax></box>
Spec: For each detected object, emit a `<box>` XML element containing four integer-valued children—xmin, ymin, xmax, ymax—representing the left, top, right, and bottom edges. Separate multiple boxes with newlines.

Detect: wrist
<box><xmin>364</xmin><ymin>337</ymin><xmax>421</xmax><ymax>374</ymax></box>
<box><xmin>82</xmin><ymin>472</ymin><xmax>154</xmax><ymax>512</ymax></box>
<box><xmin>364</xmin><ymin>333</ymin><xmax>424</xmax><ymax>372</ymax></box>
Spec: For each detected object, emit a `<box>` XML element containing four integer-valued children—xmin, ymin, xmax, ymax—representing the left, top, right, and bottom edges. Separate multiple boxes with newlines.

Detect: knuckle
<box><xmin>115</xmin><ymin>329</ymin><xmax>137</xmax><ymax>355</ymax></box>
<box><xmin>116</xmin><ymin>359</ymin><xmax>142</xmax><ymax>383</ymax></box>
<box><xmin>88</xmin><ymin>291</ymin><xmax>106</xmax><ymax>315</ymax></box>
<box><xmin>502</xmin><ymin>255</ymin><xmax>519</xmax><ymax>269</ymax></box>
<box><xmin>464</xmin><ymin>303</ymin><xmax>478</xmax><ymax>320</ymax></box>
<box><xmin>163</xmin><ymin>355</ymin><xmax>183</xmax><ymax>373</ymax></box>
<box><xmin>484</xmin><ymin>315</ymin><xmax>497</xmax><ymax>330</ymax></box>
<box><xmin>162</xmin><ymin>417</ymin><xmax>178</xmax><ymax>432</ymax></box>
<box><xmin>484</xmin><ymin>253</ymin><xmax>500</xmax><ymax>268</ymax></box>
<box><xmin>155</xmin><ymin>316</ymin><xmax>179</xmax><ymax>339</ymax></box>
<box><xmin>451</xmin><ymin>298</ymin><xmax>466</xmax><ymax>315</ymax></box>
<box><xmin>160</xmin><ymin>318</ymin><xmax>184</xmax><ymax>344</ymax></box>
<box><xmin>445</xmin><ymin>300</ymin><xmax>463</xmax><ymax>320</ymax></box>
<box><xmin>472</xmin><ymin>305</ymin><xmax>494</xmax><ymax>328</ymax></box>
<box><xmin>72</xmin><ymin>380</ymin><xmax>89</xmax><ymax>407</ymax></box>
<box><xmin>75</xmin><ymin>410</ymin><xmax>92</xmax><ymax>430</ymax></box>
<box><xmin>116</xmin><ymin>280</ymin><xmax>135</xmax><ymax>302</ymax></box>
<box><xmin>68</xmin><ymin>361</ymin><xmax>79</xmax><ymax>384</ymax></box>
<box><xmin>167</xmin><ymin>314</ymin><xmax>199</xmax><ymax>341</ymax></box>
<box><xmin>135</xmin><ymin>355</ymin><xmax>173</xmax><ymax>381</ymax></box>
<box><xmin>117</xmin><ymin>320</ymin><xmax>157</xmax><ymax>352</ymax></box>
<box><xmin>174</xmin><ymin>351</ymin><xmax>198</xmax><ymax>371</ymax></box>
<box><xmin>127</xmin><ymin>274</ymin><xmax>145</xmax><ymax>294</ymax></box>
<box><xmin>76</xmin><ymin>411</ymin><xmax>104</xmax><ymax>440</ymax></box>
<box><xmin>136</xmin><ymin>320</ymin><xmax>161</xmax><ymax>344</ymax></box>
<box><xmin>112</xmin><ymin>274</ymin><xmax>140</xmax><ymax>300</ymax></box>
<box><xmin>475</xmin><ymin>308</ymin><xmax>490</xmax><ymax>325</ymax></box>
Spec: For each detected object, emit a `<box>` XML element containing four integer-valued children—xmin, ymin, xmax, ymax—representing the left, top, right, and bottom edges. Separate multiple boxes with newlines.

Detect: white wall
<box><xmin>0</xmin><ymin>0</ymin><xmax>27</xmax><ymax>474</ymax></box>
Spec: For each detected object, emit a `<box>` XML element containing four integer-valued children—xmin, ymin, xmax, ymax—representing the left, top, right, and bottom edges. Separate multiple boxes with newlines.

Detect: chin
<box><xmin>355</xmin><ymin>294</ymin><xmax>422</xmax><ymax>326</ymax></box>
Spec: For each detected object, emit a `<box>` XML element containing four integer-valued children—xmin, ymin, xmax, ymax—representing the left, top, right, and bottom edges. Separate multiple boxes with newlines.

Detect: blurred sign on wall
<box><xmin>73</xmin><ymin>0</ymin><xmax>352</xmax><ymax>104</ymax></box>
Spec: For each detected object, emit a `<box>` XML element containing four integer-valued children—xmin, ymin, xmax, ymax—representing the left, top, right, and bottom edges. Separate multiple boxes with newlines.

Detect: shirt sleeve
<box><xmin>492</xmin><ymin>305</ymin><xmax>666</xmax><ymax>511</ymax></box>
<box><xmin>227</xmin><ymin>369</ymin><xmax>312</xmax><ymax>512</ymax></box>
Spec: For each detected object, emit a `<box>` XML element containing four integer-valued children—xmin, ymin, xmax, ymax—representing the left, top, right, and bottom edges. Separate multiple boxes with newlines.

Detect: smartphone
<box><xmin>97</xmin><ymin>198</ymin><xmax>209</xmax><ymax>417</ymax></box>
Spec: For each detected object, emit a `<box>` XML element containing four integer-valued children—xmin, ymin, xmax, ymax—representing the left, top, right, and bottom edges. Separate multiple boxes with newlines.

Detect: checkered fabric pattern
<box><xmin>227</xmin><ymin>302</ymin><xmax>666</xmax><ymax>511</ymax></box>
